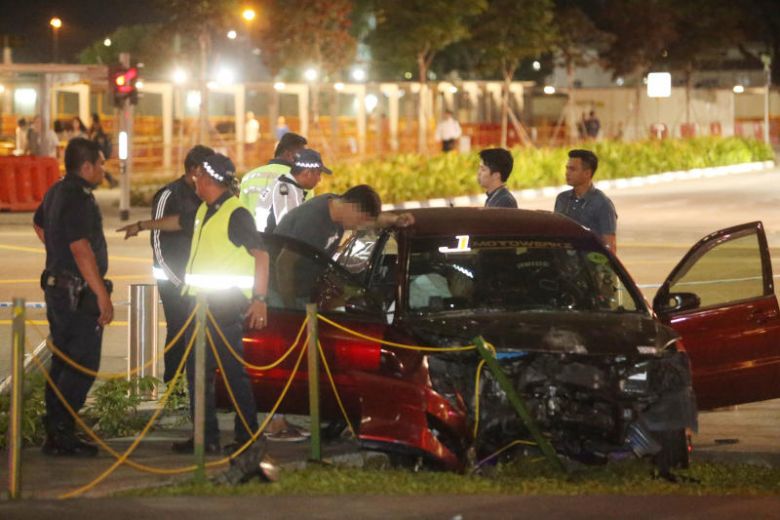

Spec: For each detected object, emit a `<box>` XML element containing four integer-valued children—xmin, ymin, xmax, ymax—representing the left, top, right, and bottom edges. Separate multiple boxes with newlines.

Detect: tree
<box><xmin>664</xmin><ymin>0</ymin><xmax>742</xmax><ymax>126</ymax></box>
<box><xmin>368</xmin><ymin>0</ymin><xmax>487</xmax><ymax>153</ymax></box>
<box><xmin>156</xmin><ymin>0</ymin><xmax>239</xmax><ymax>144</ymax></box>
<box><xmin>256</xmin><ymin>0</ymin><xmax>357</xmax><ymax>148</ymax></box>
<box><xmin>734</xmin><ymin>0</ymin><xmax>780</xmax><ymax>85</ymax></box>
<box><xmin>78</xmin><ymin>25</ymin><xmax>168</xmax><ymax>71</ymax></box>
<box><xmin>595</xmin><ymin>0</ymin><xmax>678</xmax><ymax>138</ymax></box>
<box><xmin>470</xmin><ymin>0</ymin><xmax>557</xmax><ymax>147</ymax></box>
<box><xmin>553</xmin><ymin>2</ymin><xmax>613</xmax><ymax>142</ymax></box>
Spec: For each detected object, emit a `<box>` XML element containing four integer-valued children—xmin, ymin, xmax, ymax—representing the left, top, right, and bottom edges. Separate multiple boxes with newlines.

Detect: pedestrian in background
<box><xmin>33</xmin><ymin>138</ymin><xmax>113</xmax><ymax>457</ymax></box>
<box><xmin>435</xmin><ymin>110</ymin><xmax>462</xmax><ymax>153</ymax></box>
<box><xmin>584</xmin><ymin>110</ymin><xmax>601</xmax><ymax>140</ymax></box>
<box><xmin>89</xmin><ymin>114</ymin><xmax>118</xmax><ymax>188</ymax></box>
<box><xmin>14</xmin><ymin>118</ymin><xmax>28</xmax><ymax>155</ymax></box>
<box><xmin>477</xmin><ymin>148</ymin><xmax>517</xmax><ymax>208</ymax></box>
<box><xmin>240</xmin><ymin>132</ymin><xmax>307</xmax><ymax>229</ymax></box>
<box><xmin>116</xmin><ymin>145</ymin><xmax>214</xmax><ymax>384</ymax></box>
<box><xmin>554</xmin><ymin>149</ymin><xmax>617</xmax><ymax>252</ymax></box>
<box><xmin>174</xmin><ymin>153</ymin><xmax>269</xmax><ymax>455</ymax></box>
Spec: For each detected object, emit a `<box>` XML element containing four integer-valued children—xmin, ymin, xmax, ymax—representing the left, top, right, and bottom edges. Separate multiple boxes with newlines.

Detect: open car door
<box><xmin>653</xmin><ymin>221</ymin><xmax>780</xmax><ymax>409</ymax></box>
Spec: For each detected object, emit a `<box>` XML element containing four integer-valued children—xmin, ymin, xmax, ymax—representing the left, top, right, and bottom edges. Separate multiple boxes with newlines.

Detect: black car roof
<box><xmin>396</xmin><ymin>207</ymin><xmax>599</xmax><ymax>241</ymax></box>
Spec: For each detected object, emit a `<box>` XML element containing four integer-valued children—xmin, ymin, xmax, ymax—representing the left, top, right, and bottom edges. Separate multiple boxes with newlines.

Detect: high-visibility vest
<box><xmin>184</xmin><ymin>196</ymin><xmax>255</xmax><ymax>297</ymax></box>
<box><xmin>239</xmin><ymin>162</ymin><xmax>290</xmax><ymax>225</ymax></box>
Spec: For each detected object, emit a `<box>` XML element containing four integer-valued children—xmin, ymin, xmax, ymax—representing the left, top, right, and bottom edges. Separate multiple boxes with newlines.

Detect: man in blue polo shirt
<box><xmin>554</xmin><ymin>149</ymin><xmax>617</xmax><ymax>253</ymax></box>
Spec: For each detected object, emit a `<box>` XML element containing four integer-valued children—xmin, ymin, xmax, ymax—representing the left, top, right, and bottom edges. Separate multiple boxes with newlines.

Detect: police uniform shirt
<box><xmin>34</xmin><ymin>173</ymin><xmax>108</xmax><ymax>276</ymax></box>
<box><xmin>553</xmin><ymin>185</ymin><xmax>617</xmax><ymax>237</ymax></box>
<box><xmin>150</xmin><ymin>176</ymin><xmax>202</xmax><ymax>287</ymax></box>
<box><xmin>203</xmin><ymin>191</ymin><xmax>265</xmax><ymax>252</ymax></box>
<box><xmin>485</xmin><ymin>186</ymin><xmax>518</xmax><ymax>208</ymax></box>
<box><xmin>265</xmin><ymin>173</ymin><xmax>307</xmax><ymax>234</ymax></box>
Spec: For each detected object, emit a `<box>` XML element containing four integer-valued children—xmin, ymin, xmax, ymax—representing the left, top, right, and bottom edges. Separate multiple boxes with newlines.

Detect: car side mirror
<box><xmin>658</xmin><ymin>292</ymin><xmax>701</xmax><ymax>313</ymax></box>
<box><xmin>345</xmin><ymin>293</ymin><xmax>381</xmax><ymax>314</ymax></box>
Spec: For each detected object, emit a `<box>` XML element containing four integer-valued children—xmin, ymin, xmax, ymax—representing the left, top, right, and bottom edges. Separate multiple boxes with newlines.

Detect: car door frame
<box><xmin>652</xmin><ymin>221</ymin><xmax>780</xmax><ymax>409</ymax></box>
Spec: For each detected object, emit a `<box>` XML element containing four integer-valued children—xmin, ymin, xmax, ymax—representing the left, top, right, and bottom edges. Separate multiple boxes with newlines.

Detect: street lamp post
<box><xmin>49</xmin><ymin>17</ymin><xmax>62</xmax><ymax>63</ymax></box>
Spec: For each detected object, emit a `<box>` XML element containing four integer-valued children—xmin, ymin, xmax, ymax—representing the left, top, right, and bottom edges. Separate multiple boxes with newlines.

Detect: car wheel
<box><xmin>321</xmin><ymin>418</ymin><xmax>348</xmax><ymax>441</ymax></box>
<box><xmin>652</xmin><ymin>429</ymin><xmax>690</xmax><ymax>473</ymax></box>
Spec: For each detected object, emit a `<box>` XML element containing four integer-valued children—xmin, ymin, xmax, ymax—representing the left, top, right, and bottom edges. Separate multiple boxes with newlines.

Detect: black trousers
<box><xmin>43</xmin><ymin>286</ymin><xmax>102</xmax><ymax>434</ymax></box>
<box><xmin>185</xmin><ymin>296</ymin><xmax>258</xmax><ymax>445</ymax></box>
<box><xmin>442</xmin><ymin>138</ymin><xmax>457</xmax><ymax>152</ymax></box>
<box><xmin>158</xmin><ymin>279</ymin><xmax>192</xmax><ymax>383</ymax></box>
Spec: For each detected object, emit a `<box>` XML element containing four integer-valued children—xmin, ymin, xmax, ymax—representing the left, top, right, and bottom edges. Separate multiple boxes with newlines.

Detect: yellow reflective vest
<box><xmin>184</xmin><ymin>196</ymin><xmax>255</xmax><ymax>297</ymax></box>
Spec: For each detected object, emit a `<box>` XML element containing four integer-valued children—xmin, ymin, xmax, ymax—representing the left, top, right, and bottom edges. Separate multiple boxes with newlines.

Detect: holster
<box><xmin>41</xmin><ymin>270</ymin><xmax>113</xmax><ymax>314</ymax></box>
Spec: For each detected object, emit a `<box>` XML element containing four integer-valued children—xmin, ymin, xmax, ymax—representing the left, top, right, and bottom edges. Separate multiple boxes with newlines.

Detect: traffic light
<box><xmin>109</xmin><ymin>66</ymin><xmax>139</xmax><ymax>107</ymax></box>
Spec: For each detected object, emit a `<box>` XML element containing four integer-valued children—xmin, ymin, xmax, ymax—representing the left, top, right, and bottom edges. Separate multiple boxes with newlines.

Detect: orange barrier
<box><xmin>0</xmin><ymin>156</ymin><xmax>61</xmax><ymax>212</ymax></box>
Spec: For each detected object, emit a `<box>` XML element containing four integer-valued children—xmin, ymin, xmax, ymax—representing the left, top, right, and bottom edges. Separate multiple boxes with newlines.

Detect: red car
<box><xmin>216</xmin><ymin>209</ymin><xmax>780</xmax><ymax>472</ymax></box>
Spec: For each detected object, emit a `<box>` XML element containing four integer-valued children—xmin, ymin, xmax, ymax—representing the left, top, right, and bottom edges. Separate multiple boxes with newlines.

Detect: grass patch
<box><xmin>120</xmin><ymin>458</ymin><xmax>780</xmax><ymax>497</ymax></box>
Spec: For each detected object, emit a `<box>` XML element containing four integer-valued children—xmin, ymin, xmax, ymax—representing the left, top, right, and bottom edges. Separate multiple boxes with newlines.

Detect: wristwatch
<box><xmin>251</xmin><ymin>293</ymin><xmax>267</xmax><ymax>303</ymax></box>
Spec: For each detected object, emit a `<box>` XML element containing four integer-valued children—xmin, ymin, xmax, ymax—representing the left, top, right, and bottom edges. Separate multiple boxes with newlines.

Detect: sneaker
<box><xmin>265</xmin><ymin>425</ymin><xmax>308</xmax><ymax>442</ymax></box>
<box><xmin>171</xmin><ymin>437</ymin><xmax>220</xmax><ymax>454</ymax></box>
<box><xmin>42</xmin><ymin>433</ymin><xmax>98</xmax><ymax>457</ymax></box>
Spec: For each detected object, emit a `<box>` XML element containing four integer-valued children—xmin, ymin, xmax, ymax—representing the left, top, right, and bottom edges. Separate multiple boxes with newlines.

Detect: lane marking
<box><xmin>0</xmin><ymin>243</ymin><xmax>152</xmax><ymax>264</ymax></box>
<box><xmin>0</xmin><ymin>274</ymin><xmax>151</xmax><ymax>285</ymax></box>
<box><xmin>0</xmin><ymin>320</ymin><xmax>168</xmax><ymax>327</ymax></box>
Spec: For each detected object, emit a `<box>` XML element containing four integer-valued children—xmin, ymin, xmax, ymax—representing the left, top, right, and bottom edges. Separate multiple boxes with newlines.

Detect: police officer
<box><xmin>117</xmin><ymin>145</ymin><xmax>214</xmax><ymax>383</ymax></box>
<box><xmin>172</xmin><ymin>153</ymin><xmax>269</xmax><ymax>454</ymax></box>
<box><xmin>33</xmin><ymin>137</ymin><xmax>113</xmax><ymax>456</ymax></box>
<box><xmin>239</xmin><ymin>132</ymin><xmax>307</xmax><ymax>229</ymax></box>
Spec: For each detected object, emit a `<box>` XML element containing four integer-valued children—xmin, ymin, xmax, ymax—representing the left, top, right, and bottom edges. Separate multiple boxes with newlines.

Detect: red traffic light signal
<box><xmin>109</xmin><ymin>66</ymin><xmax>139</xmax><ymax>106</ymax></box>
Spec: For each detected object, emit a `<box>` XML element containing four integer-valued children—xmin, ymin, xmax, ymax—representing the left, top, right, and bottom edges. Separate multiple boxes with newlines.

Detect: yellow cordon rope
<box><xmin>29</xmin><ymin>334</ymin><xmax>207</xmax><ymax>476</ymax></box>
<box><xmin>222</xmin><ymin>335</ymin><xmax>308</xmax><ymax>460</ymax></box>
<box><xmin>316</xmin><ymin>339</ymin><xmax>357</xmax><ymax>438</ymax></box>
<box><xmin>316</xmin><ymin>314</ymin><xmax>477</xmax><ymax>352</ymax></box>
<box><xmin>207</xmin><ymin>310</ymin><xmax>308</xmax><ymax>371</ymax></box>
<box><xmin>28</xmin><ymin>303</ymin><xmax>199</xmax><ymax>380</ymax></box>
<box><xmin>58</xmin><ymin>321</ymin><xmax>199</xmax><ymax>499</ymax></box>
<box><xmin>206</xmin><ymin>328</ymin><xmax>253</xmax><ymax>436</ymax></box>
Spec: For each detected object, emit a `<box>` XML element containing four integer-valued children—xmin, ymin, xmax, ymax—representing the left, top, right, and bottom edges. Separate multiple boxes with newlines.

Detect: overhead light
<box><xmin>242</xmin><ymin>8</ymin><xmax>256</xmax><ymax>21</ymax></box>
<box><xmin>172</xmin><ymin>67</ymin><xmax>188</xmax><ymax>85</ymax></box>
<box><xmin>733</xmin><ymin>85</ymin><xmax>745</xmax><ymax>94</ymax></box>
<box><xmin>14</xmin><ymin>88</ymin><xmax>37</xmax><ymax>107</ymax></box>
<box><xmin>543</xmin><ymin>85</ymin><xmax>556</xmax><ymax>95</ymax></box>
<box><xmin>273</xmin><ymin>81</ymin><xmax>285</xmax><ymax>91</ymax></box>
<box><xmin>227</xmin><ymin>30</ymin><xmax>237</xmax><ymax>40</ymax></box>
<box><xmin>403</xmin><ymin>72</ymin><xmax>412</xmax><ymax>80</ymax></box>
<box><xmin>103</xmin><ymin>38</ymin><xmax>112</xmax><ymax>47</ymax></box>
<box><xmin>304</xmin><ymin>68</ymin><xmax>318</xmax><ymax>82</ymax></box>
<box><xmin>49</xmin><ymin>17</ymin><xmax>62</xmax><ymax>29</ymax></box>
<box><xmin>364</xmin><ymin>93</ymin><xmax>378</xmax><ymax>113</ymax></box>
<box><xmin>616</xmin><ymin>77</ymin><xmax>624</xmax><ymax>86</ymax></box>
<box><xmin>334</xmin><ymin>82</ymin><xmax>345</xmax><ymax>91</ymax></box>
<box><xmin>532</xmin><ymin>60</ymin><xmax>541</xmax><ymax>71</ymax></box>
<box><xmin>351</xmin><ymin>68</ymin><xmax>366</xmax><ymax>82</ymax></box>
<box><xmin>216</xmin><ymin>67</ymin><xmax>236</xmax><ymax>85</ymax></box>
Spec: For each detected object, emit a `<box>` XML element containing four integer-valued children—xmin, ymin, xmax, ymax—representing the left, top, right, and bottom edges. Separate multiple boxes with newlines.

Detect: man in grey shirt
<box><xmin>554</xmin><ymin>149</ymin><xmax>617</xmax><ymax>253</ymax></box>
<box><xmin>477</xmin><ymin>148</ymin><xmax>517</xmax><ymax>208</ymax></box>
<box><xmin>274</xmin><ymin>185</ymin><xmax>414</xmax><ymax>303</ymax></box>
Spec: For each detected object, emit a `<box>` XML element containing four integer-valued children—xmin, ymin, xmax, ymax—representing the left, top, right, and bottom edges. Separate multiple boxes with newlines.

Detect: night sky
<box><xmin>0</xmin><ymin>0</ymin><xmax>161</xmax><ymax>63</ymax></box>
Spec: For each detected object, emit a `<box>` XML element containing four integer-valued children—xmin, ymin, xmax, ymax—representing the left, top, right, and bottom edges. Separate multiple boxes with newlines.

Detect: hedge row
<box><xmin>316</xmin><ymin>137</ymin><xmax>774</xmax><ymax>204</ymax></box>
<box><xmin>130</xmin><ymin>137</ymin><xmax>773</xmax><ymax>206</ymax></box>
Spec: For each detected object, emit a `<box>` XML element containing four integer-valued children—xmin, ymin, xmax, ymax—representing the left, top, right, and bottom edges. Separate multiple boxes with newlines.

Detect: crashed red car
<box><xmin>216</xmin><ymin>208</ymin><xmax>780</xmax><ymax>472</ymax></box>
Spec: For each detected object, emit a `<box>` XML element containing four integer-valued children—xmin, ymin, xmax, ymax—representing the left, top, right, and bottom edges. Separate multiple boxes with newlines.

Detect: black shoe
<box><xmin>171</xmin><ymin>437</ymin><xmax>220</xmax><ymax>454</ymax></box>
<box><xmin>42</xmin><ymin>433</ymin><xmax>99</xmax><ymax>457</ymax></box>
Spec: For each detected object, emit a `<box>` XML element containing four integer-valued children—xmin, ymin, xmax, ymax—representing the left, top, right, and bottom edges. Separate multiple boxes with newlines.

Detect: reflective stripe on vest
<box><xmin>152</xmin><ymin>267</ymin><xmax>169</xmax><ymax>281</ymax></box>
<box><xmin>184</xmin><ymin>196</ymin><xmax>255</xmax><ymax>297</ymax></box>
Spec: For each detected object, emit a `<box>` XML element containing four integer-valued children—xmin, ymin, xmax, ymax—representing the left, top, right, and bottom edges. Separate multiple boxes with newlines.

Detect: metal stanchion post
<box><xmin>306</xmin><ymin>304</ymin><xmax>321</xmax><ymax>462</ymax></box>
<box><xmin>8</xmin><ymin>298</ymin><xmax>25</xmax><ymax>499</ymax></box>
<box><xmin>193</xmin><ymin>295</ymin><xmax>207</xmax><ymax>482</ymax></box>
<box><xmin>127</xmin><ymin>284</ymin><xmax>160</xmax><ymax>398</ymax></box>
<box><xmin>473</xmin><ymin>336</ymin><xmax>565</xmax><ymax>472</ymax></box>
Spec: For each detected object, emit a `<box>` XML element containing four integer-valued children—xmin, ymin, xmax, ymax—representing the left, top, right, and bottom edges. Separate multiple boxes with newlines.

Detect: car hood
<box><xmin>400</xmin><ymin>311</ymin><xmax>679</xmax><ymax>357</ymax></box>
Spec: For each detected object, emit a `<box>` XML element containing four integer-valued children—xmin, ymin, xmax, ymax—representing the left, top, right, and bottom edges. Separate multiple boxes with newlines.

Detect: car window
<box><xmin>668</xmin><ymin>231</ymin><xmax>765</xmax><ymax>307</ymax></box>
<box><xmin>407</xmin><ymin>235</ymin><xmax>639</xmax><ymax>314</ymax></box>
<box><xmin>336</xmin><ymin>230</ymin><xmax>380</xmax><ymax>276</ymax></box>
<box><xmin>260</xmin><ymin>233</ymin><xmax>381</xmax><ymax>316</ymax></box>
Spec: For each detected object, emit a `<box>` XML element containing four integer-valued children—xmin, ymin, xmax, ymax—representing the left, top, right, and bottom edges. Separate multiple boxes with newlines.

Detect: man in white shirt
<box><xmin>434</xmin><ymin>110</ymin><xmax>462</xmax><ymax>152</ymax></box>
<box><xmin>245</xmin><ymin>111</ymin><xmax>260</xmax><ymax>144</ymax></box>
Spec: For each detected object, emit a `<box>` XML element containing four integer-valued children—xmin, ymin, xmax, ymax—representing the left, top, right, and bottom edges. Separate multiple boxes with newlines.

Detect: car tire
<box><xmin>321</xmin><ymin>418</ymin><xmax>348</xmax><ymax>441</ymax></box>
<box><xmin>652</xmin><ymin>429</ymin><xmax>690</xmax><ymax>473</ymax></box>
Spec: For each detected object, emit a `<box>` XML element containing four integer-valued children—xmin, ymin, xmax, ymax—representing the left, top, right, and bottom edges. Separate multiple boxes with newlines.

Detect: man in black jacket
<box><xmin>117</xmin><ymin>145</ymin><xmax>214</xmax><ymax>382</ymax></box>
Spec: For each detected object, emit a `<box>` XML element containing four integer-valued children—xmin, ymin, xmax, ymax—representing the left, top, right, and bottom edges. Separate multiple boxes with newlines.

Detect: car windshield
<box><xmin>407</xmin><ymin>235</ymin><xmax>641</xmax><ymax>314</ymax></box>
